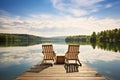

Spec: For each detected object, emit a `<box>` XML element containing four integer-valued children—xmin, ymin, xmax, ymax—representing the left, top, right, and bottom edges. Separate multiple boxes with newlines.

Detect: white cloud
<box><xmin>51</xmin><ymin>0</ymin><xmax>104</xmax><ymax>16</ymax></box>
<box><xmin>0</xmin><ymin>45</ymin><xmax>43</xmax><ymax>68</ymax></box>
<box><xmin>105</xmin><ymin>4</ymin><xmax>112</xmax><ymax>8</ymax></box>
<box><xmin>0</xmin><ymin>14</ymin><xmax>120</xmax><ymax>37</ymax></box>
<box><xmin>79</xmin><ymin>45</ymin><xmax>120</xmax><ymax>63</ymax></box>
<box><xmin>68</xmin><ymin>8</ymin><xmax>87</xmax><ymax>16</ymax></box>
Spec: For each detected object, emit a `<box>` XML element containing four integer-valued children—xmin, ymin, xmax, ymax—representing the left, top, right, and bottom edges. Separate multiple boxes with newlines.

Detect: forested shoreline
<box><xmin>0</xmin><ymin>28</ymin><xmax>120</xmax><ymax>45</ymax></box>
<box><xmin>90</xmin><ymin>28</ymin><xmax>120</xmax><ymax>43</ymax></box>
<box><xmin>65</xmin><ymin>28</ymin><xmax>120</xmax><ymax>52</ymax></box>
<box><xmin>0</xmin><ymin>33</ymin><xmax>65</xmax><ymax>46</ymax></box>
<box><xmin>65</xmin><ymin>35</ymin><xmax>90</xmax><ymax>45</ymax></box>
<box><xmin>65</xmin><ymin>28</ymin><xmax>120</xmax><ymax>43</ymax></box>
<box><xmin>0</xmin><ymin>33</ymin><xmax>42</xmax><ymax>42</ymax></box>
<box><xmin>0</xmin><ymin>28</ymin><xmax>120</xmax><ymax>52</ymax></box>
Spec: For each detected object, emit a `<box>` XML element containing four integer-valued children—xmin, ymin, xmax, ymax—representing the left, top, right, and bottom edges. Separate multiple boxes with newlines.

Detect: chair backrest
<box><xmin>42</xmin><ymin>45</ymin><xmax>54</xmax><ymax>53</ymax></box>
<box><xmin>68</xmin><ymin>45</ymin><xmax>79</xmax><ymax>53</ymax></box>
<box><xmin>42</xmin><ymin>44</ymin><xmax>55</xmax><ymax>60</ymax></box>
<box><xmin>66</xmin><ymin>45</ymin><xmax>80</xmax><ymax>59</ymax></box>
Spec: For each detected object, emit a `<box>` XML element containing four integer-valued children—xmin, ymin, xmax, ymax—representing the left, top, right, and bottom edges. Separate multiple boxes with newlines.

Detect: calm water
<box><xmin>0</xmin><ymin>42</ymin><xmax>120</xmax><ymax>80</ymax></box>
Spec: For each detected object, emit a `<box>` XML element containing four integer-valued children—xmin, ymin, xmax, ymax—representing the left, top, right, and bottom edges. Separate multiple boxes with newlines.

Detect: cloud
<box><xmin>0</xmin><ymin>13</ymin><xmax>120</xmax><ymax>37</ymax></box>
<box><xmin>79</xmin><ymin>45</ymin><xmax>120</xmax><ymax>63</ymax></box>
<box><xmin>105</xmin><ymin>4</ymin><xmax>112</xmax><ymax>8</ymax></box>
<box><xmin>51</xmin><ymin>0</ymin><xmax>104</xmax><ymax>16</ymax></box>
<box><xmin>0</xmin><ymin>45</ymin><xmax>43</xmax><ymax>68</ymax></box>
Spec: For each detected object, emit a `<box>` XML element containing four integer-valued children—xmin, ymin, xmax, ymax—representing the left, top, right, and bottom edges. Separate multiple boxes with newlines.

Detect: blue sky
<box><xmin>0</xmin><ymin>0</ymin><xmax>120</xmax><ymax>37</ymax></box>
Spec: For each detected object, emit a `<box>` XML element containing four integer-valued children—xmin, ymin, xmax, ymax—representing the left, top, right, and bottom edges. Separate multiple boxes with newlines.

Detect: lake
<box><xmin>0</xmin><ymin>41</ymin><xmax>120</xmax><ymax>80</ymax></box>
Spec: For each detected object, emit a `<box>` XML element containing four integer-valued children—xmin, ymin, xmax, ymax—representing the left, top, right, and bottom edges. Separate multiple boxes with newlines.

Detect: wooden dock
<box><xmin>16</xmin><ymin>62</ymin><xmax>108</xmax><ymax>80</ymax></box>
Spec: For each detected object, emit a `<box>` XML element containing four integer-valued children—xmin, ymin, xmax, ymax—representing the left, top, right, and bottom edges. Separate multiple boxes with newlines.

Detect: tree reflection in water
<box><xmin>91</xmin><ymin>42</ymin><xmax>120</xmax><ymax>52</ymax></box>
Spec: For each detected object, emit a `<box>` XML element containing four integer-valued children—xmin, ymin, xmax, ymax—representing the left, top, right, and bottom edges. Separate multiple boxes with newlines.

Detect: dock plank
<box><xmin>16</xmin><ymin>63</ymin><xmax>108</xmax><ymax>80</ymax></box>
<box><xmin>17</xmin><ymin>76</ymin><xmax>106</xmax><ymax>80</ymax></box>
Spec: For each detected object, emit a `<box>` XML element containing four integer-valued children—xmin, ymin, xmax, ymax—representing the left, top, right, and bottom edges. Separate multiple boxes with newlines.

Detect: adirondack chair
<box><xmin>42</xmin><ymin>44</ymin><xmax>56</xmax><ymax>65</ymax></box>
<box><xmin>65</xmin><ymin>45</ymin><xmax>81</xmax><ymax>66</ymax></box>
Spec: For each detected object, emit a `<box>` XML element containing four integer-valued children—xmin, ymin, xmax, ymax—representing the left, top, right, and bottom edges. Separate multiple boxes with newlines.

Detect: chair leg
<box><xmin>65</xmin><ymin>59</ymin><xmax>67</xmax><ymax>64</ymax></box>
<box><xmin>65</xmin><ymin>59</ymin><xmax>68</xmax><ymax>64</ymax></box>
<box><xmin>54</xmin><ymin>57</ymin><xmax>56</xmax><ymax>64</ymax></box>
<box><xmin>41</xmin><ymin>59</ymin><xmax>44</xmax><ymax>64</ymax></box>
<box><xmin>52</xmin><ymin>59</ymin><xmax>55</xmax><ymax>66</ymax></box>
<box><xmin>77</xmin><ymin>59</ymin><xmax>82</xmax><ymax>66</ymax></box>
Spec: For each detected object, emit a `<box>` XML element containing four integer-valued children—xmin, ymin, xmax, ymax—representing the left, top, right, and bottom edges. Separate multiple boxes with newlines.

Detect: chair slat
<box><xmin>65</xmin><ymin>45</ymin><xmax>81</xmax><ymax>65</ymax></box>
<box><xmin>42</xmin><ymin>45</ymin><xmax>56</xmax><ymax>63</ymax></box>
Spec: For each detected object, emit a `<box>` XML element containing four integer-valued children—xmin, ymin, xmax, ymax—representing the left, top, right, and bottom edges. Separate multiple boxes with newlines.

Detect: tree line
<box><xmin>0</xmin><ymin>33</ymin><xmax>42</xmax><ymax>42</ymax></box>
<box><xmin>65</xmin><ymin>28</ymin><xmax>120</xmax><ymax>44</ymax></box>
<box><xmin>65</xmin><ymin>35</ymin><xmax>90</xmax><ymax>44</ymax></box>
<box><xmin>90</xmin><ymin>28</ymin><xmax>120</xmax><ymax>43</ymax></box>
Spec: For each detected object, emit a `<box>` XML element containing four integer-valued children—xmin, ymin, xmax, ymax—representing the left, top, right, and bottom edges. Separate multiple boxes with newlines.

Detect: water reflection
<box><xmin>79</xmin><ymin>45</ymin><xmax>120</xmax><ymax>80</ymax></box>
<box><xmin>0</xmin><ymin>45</ymin><xmax>43</xmax><ymax>68</ymax></box>
<box><xmin>0</xmin><ymin>44</ymin><xmax>44</xmax><ymax>80</ymax></box>
<box><xmin>96</xmin><ymin>42</ymin><xmax>120</xmax><ymax>52</ymax></box>
<box><xmin>0</xmin><ymin>40</ymin><xmax>66</xmax><ymax>47</ymax></box>
<box><xmin>66</xmin><ymin>41</ymin><xmax>120</xmax><ymax>52</ymax></box>
<box><xmin>0</xmin><ymin>41</ymin><xmax>42</xmax><ymax>47</ymax></box>
<box><xmin>90</xmin><ymin>42</ymin><xmax>96</xmax><ymax>49</ymax></box>
<box><xmin>87</xmin><ymin>60</ymin><xmax>120</xmax><ymax>80</ymax></box>
<box><xmin>0</xmin><ymin>41</ymin><xmax>120</xmax><ymax>80</ymax></box>
<box><xmin>1</xmin><ymin>40</ymin><xmax>120</xmax><ymax>53</ymax></box>
<box><xmin>0</xmin><ymin>44</ymin><xmax>67</xmax><ymax>69</ymax></box>
<box><xmin>80</xmin><ymin>45</ymin><xmax>120</xmax><ymax>63</ymax></box>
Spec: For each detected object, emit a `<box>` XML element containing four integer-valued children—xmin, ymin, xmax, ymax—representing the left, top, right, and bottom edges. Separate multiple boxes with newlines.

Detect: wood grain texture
<box><xmin>16</xmin><ymin>62</ymin><xmax>108</xmax><ymax>80</ymax></box>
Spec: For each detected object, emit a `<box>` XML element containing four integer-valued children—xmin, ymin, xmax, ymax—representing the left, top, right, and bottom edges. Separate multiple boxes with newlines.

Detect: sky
<box><xmin>0</xmin><ymin>0</ymin><xmax>120</xmax><ymax>37</ymax></box>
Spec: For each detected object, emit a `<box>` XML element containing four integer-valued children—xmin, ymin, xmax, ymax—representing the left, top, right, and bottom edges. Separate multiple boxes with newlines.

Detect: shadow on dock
<box><xmin>64</xmin><ymin>63</ymin><xmax>79</xmax><ymax>73</ymax></box>
<box><xmin>27</xmin><ymin>63</ymin><xmax>53</xmax><ymax>73</ymax></box>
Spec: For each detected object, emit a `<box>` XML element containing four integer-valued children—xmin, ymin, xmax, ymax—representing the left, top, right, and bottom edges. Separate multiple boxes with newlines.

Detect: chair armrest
<box><xmin>53</xmin><ymin>51</ymin><xmax>56</xmax><ymax>56</ymax></box>
<box><xmin>42</xmin><ymin>51</ymin><xmax>44</xmax><ymax>54</ymax></box>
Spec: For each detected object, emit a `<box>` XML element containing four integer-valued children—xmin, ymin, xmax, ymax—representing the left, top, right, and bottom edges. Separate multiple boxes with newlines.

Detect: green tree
<box><xmin>90</xmin><ymin>32</ymin><xmax>97</xmax><ymax>42</ymax></box>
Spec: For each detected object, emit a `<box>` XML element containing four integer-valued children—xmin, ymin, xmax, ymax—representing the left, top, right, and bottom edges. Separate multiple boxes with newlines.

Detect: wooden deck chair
<box><xmin>65</xmin><ymin>45</ymin><xmax>81</xmax><ymax>66</ymax></box>
<box><xmin>42</xmin><ymin>45</ymin><xmax>56</xmax><ymax>65</ymax></box>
